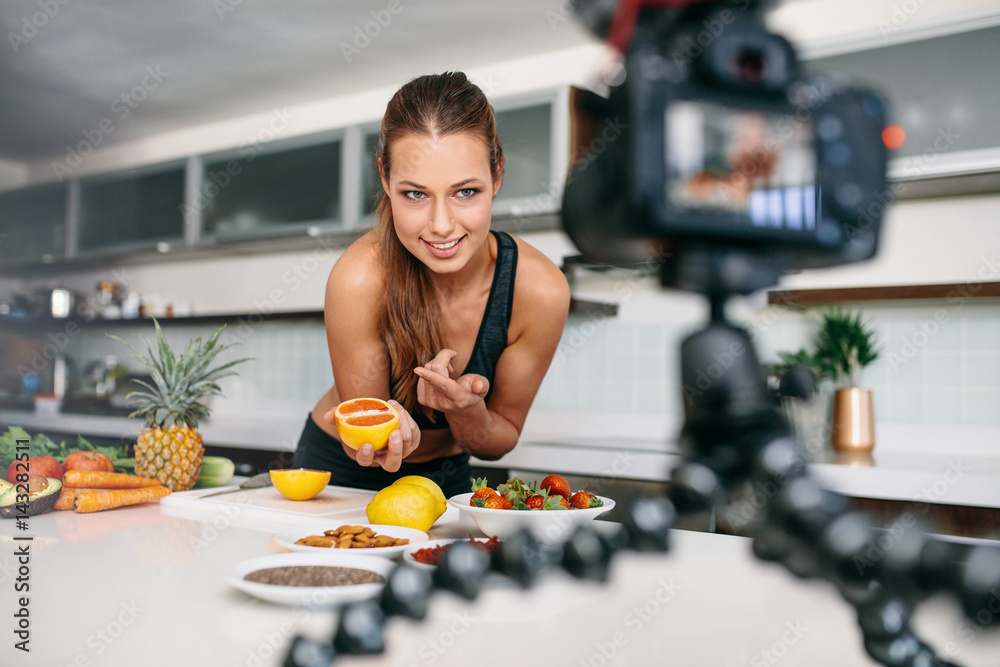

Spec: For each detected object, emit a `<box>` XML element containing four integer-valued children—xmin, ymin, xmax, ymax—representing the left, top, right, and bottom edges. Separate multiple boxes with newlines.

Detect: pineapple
<box><xmin>113</xmin><ymin>320</ymin><xmax>249</xmax><ymax>491</ymax></box>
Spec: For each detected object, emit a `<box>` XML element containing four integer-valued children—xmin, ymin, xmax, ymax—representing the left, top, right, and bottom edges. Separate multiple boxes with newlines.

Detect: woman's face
<box><xmin>381</xmin><ymin>132</ymin><xmax>500</xmax><ymax>274</ymax></box>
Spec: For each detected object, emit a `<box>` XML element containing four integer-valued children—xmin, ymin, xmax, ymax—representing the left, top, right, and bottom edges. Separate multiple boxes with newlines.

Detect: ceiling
<box><xmin>0</xmin><ymin>0</ymin><xmax>596</xmax><ymax>163</ymax></box>
<box><xmin>3</xmin><ymin>0</ymin><xmax>998</xmax><ymax>168</ymax></box>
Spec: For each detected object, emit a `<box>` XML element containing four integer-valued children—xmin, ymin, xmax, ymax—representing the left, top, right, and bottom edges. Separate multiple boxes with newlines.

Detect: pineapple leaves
<box><xmin>109</xmin><ymin>319</ymin><xmax>252</xmax><ymax>428</ymax></box>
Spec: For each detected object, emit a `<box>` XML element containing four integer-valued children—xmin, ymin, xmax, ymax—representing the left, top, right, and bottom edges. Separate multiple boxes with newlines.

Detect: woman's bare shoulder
<box><xmin>509</xmin><ymin>235</ymin><xmax>571</xmax><ymax>314</ymax></box>
<box><xmin>328</xmin><ymin>230</ymin><xmax>384</xmax><ymax>294</ymax></box>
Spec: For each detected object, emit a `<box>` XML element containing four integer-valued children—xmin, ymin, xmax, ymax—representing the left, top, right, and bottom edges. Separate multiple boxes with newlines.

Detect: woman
<box><xmin>293</xmin><ymin>72</ymin><xmax>570</xmax><ymax>497</ymax></box>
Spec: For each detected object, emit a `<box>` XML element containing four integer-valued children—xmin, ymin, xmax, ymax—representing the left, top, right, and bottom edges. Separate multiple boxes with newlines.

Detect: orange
<box><xmin>270</xmin><ymin>468</ymin><xmax>331</xmax><ymax>501</ymax></box>
<box><xmin>333</xmin><ymin>397</ymin><xmax>400</xmax><ymax>451</ymax></box>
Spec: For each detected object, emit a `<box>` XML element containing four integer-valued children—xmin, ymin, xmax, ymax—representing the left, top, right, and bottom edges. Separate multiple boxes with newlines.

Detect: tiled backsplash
<box><xmin>61</xmin><ymin>300</ymin><xmax>999</xmax><ymax>427</ymax></box>
<box><xmin>67</xmin><ymin>319</ymin><xmax>334</xmax><ymax>403</ymax></box>
<box><xmin>533</xmin><ymin>302</ymin><xmax>1000</xmax><ymax>427</ymax></box>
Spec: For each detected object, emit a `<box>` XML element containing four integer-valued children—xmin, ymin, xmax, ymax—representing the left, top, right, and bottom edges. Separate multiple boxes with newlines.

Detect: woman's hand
<box><xmin>323</xmin><ymin>399</ymin><xmax>420</xmax><ymax>473</ymax></box>
<box><xmin>413</xmin><ymin>349</ymin><xmax>490</xmax><ymax>415</ymax></box>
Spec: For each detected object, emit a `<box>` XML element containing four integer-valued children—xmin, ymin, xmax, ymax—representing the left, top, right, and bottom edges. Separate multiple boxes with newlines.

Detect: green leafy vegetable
<box><xmin>0</xmin><ymin>427</ymin><xmax>132</xmax><ymax>473</ymax></box>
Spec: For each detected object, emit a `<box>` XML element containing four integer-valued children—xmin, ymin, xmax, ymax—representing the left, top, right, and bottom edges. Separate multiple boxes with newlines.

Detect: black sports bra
<box><xmin>405</xmin><ymin>230</ymin><xmax>518</xmax><ymax>430</ymax></box>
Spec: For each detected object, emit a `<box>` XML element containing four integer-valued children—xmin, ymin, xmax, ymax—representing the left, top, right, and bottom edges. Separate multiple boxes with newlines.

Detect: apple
<box><xmin>63</xmin><ymin>450</ymin><xmax>114</xmax><ymax>473</ymax></box>
<box><xmin>5</xmin><ymin>455</ymin><xmax>64</xmax><ymax>483</ymax></box>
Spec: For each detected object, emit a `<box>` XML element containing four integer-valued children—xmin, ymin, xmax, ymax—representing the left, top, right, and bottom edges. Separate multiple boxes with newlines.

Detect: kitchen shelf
<box><xmin>768</xmin><ymin>281</ymin><xmax>1000</xmax><ymax>307</ymax></box>
<box><xmin>1</xmin><ymin>309</ymin><xmax>324</xmax><ymax>330</ymax></box>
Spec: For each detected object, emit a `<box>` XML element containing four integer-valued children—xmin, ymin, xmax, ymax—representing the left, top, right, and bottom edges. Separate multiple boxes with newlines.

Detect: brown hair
<box><xmin>375</xmin><ymin>72</ymin><xmax>504</xmax><ymax>421</ymax></box>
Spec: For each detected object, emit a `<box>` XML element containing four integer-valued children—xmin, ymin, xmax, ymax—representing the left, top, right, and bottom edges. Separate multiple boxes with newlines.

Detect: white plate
<box><xmin>401</xmin><ymin>537</ymin><xmax>499</xmax><ymax>571</ymax></box>
<box><xmin>225</xmin><ymin>552</ymin><xmax>395</xmax><ymax>606</ymax></box>
<box><xmin>448</xmin><ymin>492</ymin><xmax>615</xmax><ymax>544</ymax></box>
<box><xmin>275</xmin><ymin>523</ymin><xmax>428</xmax><ymax>558</ymax></box>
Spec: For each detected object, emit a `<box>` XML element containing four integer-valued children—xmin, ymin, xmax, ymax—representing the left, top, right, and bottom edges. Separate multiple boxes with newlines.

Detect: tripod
<box><xmin>283</xmin><ymin>251</ymin><xmax>998</xmax><ymax>667</ymax></box>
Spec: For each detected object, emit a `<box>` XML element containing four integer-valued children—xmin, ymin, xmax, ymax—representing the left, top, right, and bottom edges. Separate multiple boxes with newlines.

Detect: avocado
<box><xmin>0</xmin><ymin>476</ymin><xmax>62</xmax><ymax>518</ymax></box>
<box><xmin>0</xmin><ymin>479</ymin><xmax>13</xmax><ymax>495</ymax></box>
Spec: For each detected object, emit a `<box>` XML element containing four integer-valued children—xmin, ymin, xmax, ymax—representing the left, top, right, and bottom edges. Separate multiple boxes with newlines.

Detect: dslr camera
<box><xmin>563</xmin><ymin>0</ymin><xmax>890</xmax><ymax>296</ymax></box>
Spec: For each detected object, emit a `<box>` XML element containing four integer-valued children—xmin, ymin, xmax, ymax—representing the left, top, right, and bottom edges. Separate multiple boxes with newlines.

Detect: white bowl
<box><xmin>275</xmin><ymin>523</ymin><xmax>428</xmax><ymax>559</ymax></box>
<box><xmin>448</xmin><ymin>492</ymin><xmax>615</xmax><ymax>544</ymax></box>
<box><xmin>401</xmin><ymin>537</ymin><xmax>499</xmax><ymax>571</ymax></box>
<box><xmin>225</xmin><ymin>552</ymin><xmax>395</xmax><ymax>607</ymax></box>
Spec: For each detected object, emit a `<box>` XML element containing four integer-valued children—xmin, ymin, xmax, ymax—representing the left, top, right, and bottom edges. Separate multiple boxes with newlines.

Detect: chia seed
<box><xmin>244</xmin><ymin>566</ymin><xmax>385</xmax><ymax>587</ymax></box>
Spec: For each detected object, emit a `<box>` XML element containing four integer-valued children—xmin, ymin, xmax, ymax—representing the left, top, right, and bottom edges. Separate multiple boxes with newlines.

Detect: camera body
<box><xmin>563</xmin><ymin>1</ymin><xmax>890</xmax><ymax>294</ymax></box>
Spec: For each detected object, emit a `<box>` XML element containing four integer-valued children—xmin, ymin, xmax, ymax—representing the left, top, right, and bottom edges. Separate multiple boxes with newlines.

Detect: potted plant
<box><xmin>812</xmin><ymin>309</ymin><xmax>880</xmax><ymax>453</ymax></box>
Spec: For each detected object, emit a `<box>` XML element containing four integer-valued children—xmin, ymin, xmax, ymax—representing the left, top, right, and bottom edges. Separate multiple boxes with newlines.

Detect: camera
<box><xmin>562</xmin><ymin>0</ymin><xmax>890</xmax><ymax>295</ymax></box>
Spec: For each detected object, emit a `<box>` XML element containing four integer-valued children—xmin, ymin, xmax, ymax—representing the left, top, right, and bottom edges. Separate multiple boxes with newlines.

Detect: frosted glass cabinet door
<box><xmin>0</xmin><ymin>183</ymin><xmax>67</xmax><ymax>264</ymax></box>
<box><xmin>78</xmin><ymin>167</ymin><xmax>185</xmax><ymax>253</ymax></box>
<box><xmin>201</xmin><ymin>140</ymin><xmax>342</xmax><ymax>238</ymax></box>
<box><xmin>494</xmin><ymin>103</ymin><xmax>553</xmax><ymax>204</ymax></box>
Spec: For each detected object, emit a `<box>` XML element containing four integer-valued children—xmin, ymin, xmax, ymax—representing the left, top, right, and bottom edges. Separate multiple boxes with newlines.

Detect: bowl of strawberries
<box><xmin>448</xmin><ymin>474</ymin><xmax>614</xmax><ymax>544</ymax></box>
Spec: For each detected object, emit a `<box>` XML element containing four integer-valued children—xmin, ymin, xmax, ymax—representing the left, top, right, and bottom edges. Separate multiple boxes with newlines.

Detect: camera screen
<box><xmin>665</xmin><ymin>100</ymin><xmax>817</xmax><ymax>232</ymax></box>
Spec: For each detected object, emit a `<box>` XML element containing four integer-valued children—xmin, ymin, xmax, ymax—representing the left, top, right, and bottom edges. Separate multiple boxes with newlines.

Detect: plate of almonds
<box><xmin>275</xmin><ymin>523</ymin><xmax>428</xmax><ymax>558</ymax></box>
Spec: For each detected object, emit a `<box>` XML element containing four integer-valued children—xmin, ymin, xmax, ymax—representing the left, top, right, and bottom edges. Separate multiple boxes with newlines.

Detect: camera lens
<box><xmin>735</xmin><ymin>50</ymin><xmax>769</xmax><ymax>83</ymax></box>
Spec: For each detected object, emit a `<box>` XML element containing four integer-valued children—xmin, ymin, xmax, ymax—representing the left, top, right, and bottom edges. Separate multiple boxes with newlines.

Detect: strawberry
<box><xmin>470</xmin><ymin>478</ymin><xmax>499</xmax><ymax>506</ymax></box>
<box><xmin>570</xmin><ymin>491</ymin><xmax>604</xmax><ymax>509</ymax></box>
<box><xmin>526</xmin><ymin>495</ymin><xmax>545</xmax><ymax>510</ymax></box>
<box><xmin>546</xmin><ymin>495</ymin><xmax>569</xmax><ymax>510</ymax></box>
<box><xmin>484</xmin><ymin>494</ymin><xmax>513</xmax><ymax>510</ymax></box>
<box><xmin>540</xmin><ymin>474</ymin><xmax>571</xmax><ymax>499</ymax></box>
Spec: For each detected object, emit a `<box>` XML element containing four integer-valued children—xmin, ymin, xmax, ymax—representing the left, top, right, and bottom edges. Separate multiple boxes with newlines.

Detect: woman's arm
<box><xmin>322</xmin><ymin>233</ymin><xmax>420</xmax><ymax>472</ymax></box>
<box><xmin>414</xmin><ymin>240</ymin><xmax>570</xmax><ymax>460</ymax></box>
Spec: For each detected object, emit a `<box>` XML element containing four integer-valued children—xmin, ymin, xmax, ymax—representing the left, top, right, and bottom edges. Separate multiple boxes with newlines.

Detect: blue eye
<box><xmin>404</xmin><ymin>191</ymin><xmax>426</xmax><ymax>200</ymax></box>
<box><xmin>457</xmin><ymin>188</ymin><xmax>478</xmax><ymax>198</ymax></box>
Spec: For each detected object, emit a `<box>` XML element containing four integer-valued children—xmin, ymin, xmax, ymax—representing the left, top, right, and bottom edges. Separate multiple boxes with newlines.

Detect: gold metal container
<box><xmin>831</xmin><ymin>387</ymin><xmax>875</xmax><ymax>453</ymax></box>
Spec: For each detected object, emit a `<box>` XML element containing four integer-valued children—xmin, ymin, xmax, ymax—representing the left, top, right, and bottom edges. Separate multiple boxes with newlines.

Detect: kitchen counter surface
<box><xmin>4</xmin><ymin>486</ymin><xmax>999</xmax><ymax>667</ymax></box>
<box><xmin>3</xmin><ymin>406</ymin><xmax>1000</xmax><ymax>508</ymax></box>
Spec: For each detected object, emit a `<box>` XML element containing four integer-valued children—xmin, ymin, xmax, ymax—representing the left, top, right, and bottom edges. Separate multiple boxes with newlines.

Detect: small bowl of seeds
<box><xmin>225</xmin><ymin>552</ymin><xmax>396</xmax><ymax>606</ymax></box>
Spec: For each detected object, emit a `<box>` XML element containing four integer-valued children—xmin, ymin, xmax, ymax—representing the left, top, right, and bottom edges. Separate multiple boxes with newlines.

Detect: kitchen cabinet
<box><xmin>0</xmin><ymin>89</ymin><xmax>568</xmax><ymax>271</ymax></box>
<box><xmin>0</xmin><ymin>181</ymin><xmax>67</xmax><ymax>263</ymax></box>
<box><xmin>198</xmin><ymin>135</ymin><xmax>344</xmax><ymax>240</ymax></box>
<box><xmin>805</xmin><ymin>23</ymin><xmax>1000</xmax><ymax>199</ymax></box>
<box><xmin>77</xmin><ymin>163</ymin><xmax>187</xmax><ymax>255</ymax></box>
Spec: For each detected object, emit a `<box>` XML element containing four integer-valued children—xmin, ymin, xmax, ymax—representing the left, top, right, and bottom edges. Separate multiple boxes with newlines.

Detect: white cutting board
<box><xmin>159</xmin><ymin>484</ymin><xmax>378</xmax><ymax>528</ymax></box>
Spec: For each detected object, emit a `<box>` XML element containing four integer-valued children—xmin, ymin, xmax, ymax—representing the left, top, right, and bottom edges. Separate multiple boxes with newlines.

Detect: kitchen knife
<box><xmin>199</xmin><ymin>471</ymin><xmax>273</xmax><ymax>498</ymax></box>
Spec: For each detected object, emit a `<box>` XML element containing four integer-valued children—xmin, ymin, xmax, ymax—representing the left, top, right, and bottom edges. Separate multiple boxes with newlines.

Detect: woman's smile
<box><xmin>422</xmin><ymin>235</ymin><xmax>466</xmax><ymax>258</ymax></box>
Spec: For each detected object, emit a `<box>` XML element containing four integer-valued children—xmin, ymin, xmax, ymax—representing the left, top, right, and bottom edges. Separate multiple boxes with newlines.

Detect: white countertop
<box><xmin>4</xmin><ymin>487</ymin><xmax>999</xmax><ymax>667</ymax></box>
<box><xmin>3</xmin><ymin>405</ymin><xmax>999</xmax><ymax>508</ymax></box>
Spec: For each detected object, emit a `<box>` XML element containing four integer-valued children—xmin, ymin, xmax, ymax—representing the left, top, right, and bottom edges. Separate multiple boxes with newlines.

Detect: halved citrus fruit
<box><xmin>334</xmin><ymin>397</ymin><xmax>400</xmax><ymax>451</ymax></box>
<box><xmin>270</xmin><ymin>468</ymin><xmax>331</xmax><ymax>501</ymax></box>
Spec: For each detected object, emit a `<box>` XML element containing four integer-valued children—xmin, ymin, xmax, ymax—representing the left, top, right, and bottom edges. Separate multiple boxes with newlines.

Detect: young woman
<box><xmin>292</xmin><ymin>72</ymin><xmax>570</xmax><ymax>497</ymax></box>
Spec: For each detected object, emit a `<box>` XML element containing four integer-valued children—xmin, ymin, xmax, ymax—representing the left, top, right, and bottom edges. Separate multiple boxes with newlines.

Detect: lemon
<box><xmin>366</xmin><ymin>482</ymin><xmax>444</xmax><ymax>532</ymax></box>
<box><xmin>392</xmin><ymin>475</ymin><xmax>447</xmax><ymax>516</ymax></box>
<box><xmin>270</xmin><ymin>469</ymin><xmax>331</xmax><ymax>501</ymax></box>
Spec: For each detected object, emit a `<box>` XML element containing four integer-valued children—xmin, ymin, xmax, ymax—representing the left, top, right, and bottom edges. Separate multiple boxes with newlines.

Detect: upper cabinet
<box><xmin>0</xmin><ymin>182</ymin><xmax>67</xmax><ymax>264</ymax></box>
<box><xmin>805</xmin><ymin>23</ymin><xmax>1000</xmax><ymax>199</ymax></box>
<box><xmin>77</xmin><ymin>164</ymin><xmax>186</xmax><ymax>254</ymax></box>
<box><xmin>199</xmin><ymin>136</ymin><xmax>344</xmax><ymax>241</ymax></box>
<box><xmin>0</xmin><ymin>88</ymin><xmax>567</xmax><ymax>270</ymax></box>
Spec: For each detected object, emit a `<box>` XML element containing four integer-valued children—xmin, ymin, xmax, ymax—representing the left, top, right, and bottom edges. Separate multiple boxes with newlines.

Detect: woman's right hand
<box><xmin>324</xmin><ymin>399</ymin><xmax>420</xmax><ymax>473</ymax></box>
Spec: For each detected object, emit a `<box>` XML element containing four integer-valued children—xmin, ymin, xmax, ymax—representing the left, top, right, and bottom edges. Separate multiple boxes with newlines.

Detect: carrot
<box><xmin>72</xmin><ymin>486</ymin><xmax>172</xmax><ymax>513</ymax></box>
<box><xmin>63</xmin><ymin>470</ymin><xmax>162</xmax><ymax>489</ymax></box>
<box><xmin>54</xmin><ymin>488</ymin><xmax>100</xmax><ymax>510</ymax></box>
